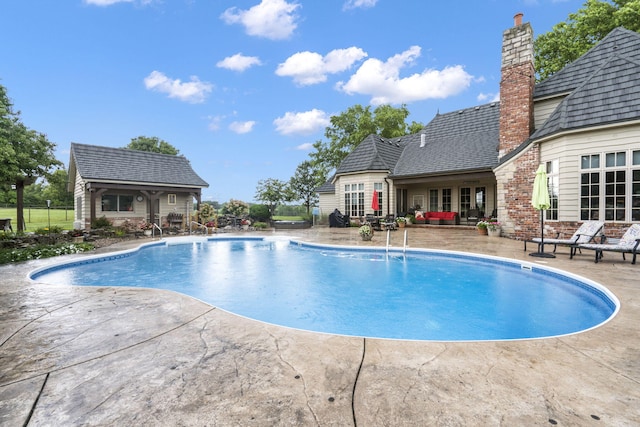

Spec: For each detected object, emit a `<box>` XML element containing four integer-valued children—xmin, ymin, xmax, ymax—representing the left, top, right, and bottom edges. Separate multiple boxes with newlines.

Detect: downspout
<box><xmin>384</xmin><ymin>178</ymin><xmax>391</xmax><ymax>215</ymax></box>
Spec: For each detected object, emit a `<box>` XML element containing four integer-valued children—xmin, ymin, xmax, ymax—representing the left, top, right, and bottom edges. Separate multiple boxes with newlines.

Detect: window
<box><xmin>580</xmin><ymin>150</ymin><xmax>640</xmax><ymax>222</ymax></box>
<box><xmin>168</xmin><ymin>194</ymin><xmax>177</xmax><ymax>205</ymax></box>
<box><xmin>442</xmin><ymin>188</ymin><xmax>452</xmax><ymax>211</ymax></box>
<box><xmin>429</xmin><ymin>190</ymin><xmax>438</xmax><ymax>210</ymax></box>
<box><xmin>101</xmin><ymin>194</ymin><xmax>134</xmax><ymax>212</ymax></box>
<box><xmin>546</xmin><ymin>160</ymin><xmax>559</xmax><ymax>220</ymax></box>
<box><xmin>460</xmin><ymin>187</ymin><xmax>471</xmax><ymax>217</ymax></box>
<box><xmin>633</xmin><ymin>150</ymin><xmax>640</xmax><ymax>221</ymax></box>
<box><xmin>414</xmin><ymin>194</ymin><xmax>425</xmax><ymax>210</ymax></box>
<box><xmin>374</xmin><ymin>183</ymin><xmax>383</xmax><ymax>216</ymax></box>
<box><xmin>473</xmin><ymin>187</ymin><xmax>484</xmax><ymax>213</ymax></box>
<box><xmin>344</xmin><ymin>183</ymin><xmax>364</xmax><ymax>218</ymax></box>
<box><xmin>605</xmin><ymin>170</ymin><xmax>626</xmax><ymax>221</ymax></box>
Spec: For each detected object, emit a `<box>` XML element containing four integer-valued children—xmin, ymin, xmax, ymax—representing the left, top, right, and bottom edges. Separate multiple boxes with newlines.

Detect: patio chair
<box><xmin>382</xmin><ymin>214</ymin><xmax>397</xmax><ymax>231</ymax></box>
<box><xmin>466</xmin><ymin>209</ymin><xmax>480</xmax><ymax>225</ymax></box>
<box><xmin>365</xmin><ymin>214</ymin><xmax>381</xmax><ymax>231</ymax></box>
<box><xmin>523</xmin><ymin>220</ymin><xmax>605</xmax><ymax>253</ymax></box>
<box><xmin>572</xmin><ymin>224</ymin><xmax>640</xmax><ymax>264</ymax></box>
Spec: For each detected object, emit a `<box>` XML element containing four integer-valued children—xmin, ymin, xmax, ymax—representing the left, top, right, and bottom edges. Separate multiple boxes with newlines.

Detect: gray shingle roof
<box><xmin>70</xmin><ymin>143</ymin><xmax>209</xmax><ymax>187</ymax></box>
<box><xmin>391</xmin><ymin>103</ymin><xmax>500</xmax><ymax>177</ymax></box>
<box><xmin>535</xmin><ymin>27</ymin><xmax>640</xmax><ymax>99</ymax></box>
<box><xmin>316</xmin><ymin>179</ymin><xmax>335</xmax><ymax>194</ymax></box>
<box><xmin>335</xmin><ymin>134</ymin><xmax>407</xmax><ymax>175</ymax></box>
<box><xmin>532</xmin><ymin>54</ymin><xmax>640</xmax><ymax>140</ymax></box>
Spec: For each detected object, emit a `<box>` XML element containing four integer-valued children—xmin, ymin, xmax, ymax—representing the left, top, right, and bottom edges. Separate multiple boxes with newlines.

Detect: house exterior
<box><xmin>68</xmin><ymin>143</ymin><xmax>209</xmax><ymax>230</ymax></box>
<box><xmin>319</xmin><ymin>14</ymin><xmax>640</xmax><ymax>239</ymax></box>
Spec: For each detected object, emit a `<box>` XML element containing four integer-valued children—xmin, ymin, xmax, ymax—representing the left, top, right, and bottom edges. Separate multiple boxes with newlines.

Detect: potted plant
<box><xmin>487</xmin><ymin>220</ymin><xmax>501</xmax><ymax>237</ymax></box>
<box><xmin>359</xmin><ymin>224</ymin><xmax>374</xmax><ymax>241</ymax></box>
<box><xmin>395</xmin><ymin>217</ymin><xmax>407</xmax><ymax>228</ymax></box>
<box><xmin>241</xmin><ymin>218</ymin><xmax>251</xmax><ymax>230</ymax></box>
<box><xmin>139</xmin><ymin>220</ymin><xmax>153</xmax><ymax>236</ymax></box>
<box><xmin>476</xmin><ymin>220</ymin><xmax>488</xmax><ymax>235</ymax></box>
<box><xmin>405</xmin><ymin>214</ymin><xmax>415</xmax><ymax>225</ymax></box>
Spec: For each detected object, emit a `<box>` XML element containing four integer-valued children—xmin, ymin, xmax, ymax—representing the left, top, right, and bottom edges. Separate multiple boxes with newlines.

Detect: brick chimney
<box><xmin>499</xmin><ymin>13</ymin><xmax>535</xmax><ymax>158</ymax></box>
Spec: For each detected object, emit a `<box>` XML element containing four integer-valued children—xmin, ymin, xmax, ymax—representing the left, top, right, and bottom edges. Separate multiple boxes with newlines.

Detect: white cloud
<box><xmin>477</xmin><ymin>92</ymin><xmax>500</xmax><ymax>103</ymax></box>
<box><xmin>336</xmin><ymin>46</ymin><xmax>473</xmax><ymax>105</ymax></box>
<box><xmin>295</xmin><ymin>142</ymin><xmax>314</xmax><ymax>150</ymax></box>
<box><xmin>343</xmin><ymin>0</ymin><xmax>378</xmax><ymax>10</ymax></box>
<box><xmin>229</xmin><ymin>121</ymin><xmax>256</xmax><ymax>134</ymax></box>
<box><xmin>276</xmin><ymin>47</ymin><xmax>367</xmax><ymax>86</ymax></box>
<box><xmin>273</xmin><ymin>109</ymin><xmax>330</xmax><ymax>136</ymax></box>
<box><xmin>217</xmin><ymin>53</ymin><xmax>263</xmax><ymax>72</ymax></box>
<box><xmin>207</xmin><ymin>115</ymin><xmax>224</xmax><ymax>131</ymax></box>
<box><xmin>220</xmin><ymin>0</ymin><xmax>301</xmax><ymax>40</ymax></box>
<box><xmin>143</xmin><ymin>71</ymin><xmax>213</xmax><ymax>103</ymax></box>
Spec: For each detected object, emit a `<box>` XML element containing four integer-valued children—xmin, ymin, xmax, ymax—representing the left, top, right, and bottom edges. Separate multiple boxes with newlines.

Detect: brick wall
<box><xmin>496</xmin><ymin>16</ymin><xmax>539</xmax><ymax>239</ymax></box>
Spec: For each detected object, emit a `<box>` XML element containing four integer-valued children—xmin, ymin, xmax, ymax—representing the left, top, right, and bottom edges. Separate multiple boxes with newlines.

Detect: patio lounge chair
<box><xmin>523</xmin><ymin>220</ymin><xmax>604</xmax><ymax>253</ymax></box>
<box><xmin>572</xmin><ymin>224</ymin><xmax>640</xmax><ymax>264</ymax></box>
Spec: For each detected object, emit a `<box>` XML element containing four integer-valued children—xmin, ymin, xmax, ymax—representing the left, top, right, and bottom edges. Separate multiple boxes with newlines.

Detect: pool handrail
<box><xmin>152</xmin><ymin>222</ymin><xmax>162</xmax><ymax>239</ymax></box>
<box><xmin>190</xmin><ymin>221</ymin><xmax>207</xmax><ymax>235</ymax></box>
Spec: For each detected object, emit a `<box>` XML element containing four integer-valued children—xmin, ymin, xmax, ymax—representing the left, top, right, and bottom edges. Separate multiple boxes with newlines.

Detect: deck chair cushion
<box><xmin>532</xmin><ymin>221</ymin><xmax>604</xmax><ymax>245</ymax></box>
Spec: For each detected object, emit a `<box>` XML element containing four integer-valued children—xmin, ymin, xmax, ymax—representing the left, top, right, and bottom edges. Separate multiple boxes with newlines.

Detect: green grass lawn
<box><xmin>0</xmin><ymin>207</ymin><xmax>75</xmax><ymax>231</ymax></box>
<box><xmin>272</xmin><ymin>216</ymin><xmax>305</xmax><ymax>221</ymax></box>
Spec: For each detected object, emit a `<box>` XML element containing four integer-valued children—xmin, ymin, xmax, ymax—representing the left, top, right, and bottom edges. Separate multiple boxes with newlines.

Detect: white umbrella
<box><xmin>530</xmin><ymin>164</ymin><xmax>555</xmax><ymax>258</ymax></box>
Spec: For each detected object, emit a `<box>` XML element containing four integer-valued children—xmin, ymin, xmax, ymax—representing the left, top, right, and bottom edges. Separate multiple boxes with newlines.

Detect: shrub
<box><xmin>0</xmin><ymin>242</ymin><xmax>95</xmax><ymax>265</ymax></box>
<box><xmin>253</xmin><ymin>222</ymin><xmax>268</xmax><ymax>229</ymax></box>
<box><xmin>34</xmin><ymin>225</ymin><xmax>64</xmax><ymax>235</ymax></box>
<box><xmin>92</xmin><ymin>216</ymin><xmax>112</xmax><ymax>229</ymax></box>
<box><xmin>249</xmin><ymin>204</ymin><xmax>271</xmax><ymax>222</ymax></box>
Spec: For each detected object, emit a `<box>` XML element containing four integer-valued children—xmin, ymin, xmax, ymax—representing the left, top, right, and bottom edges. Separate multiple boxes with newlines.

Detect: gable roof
<box><xmin>70</xmin><ymin>143</ymin><xmax>208</xmax><ymax>188</ymax></box>
<box><xmin>532</xmin><ymin>54</ymin><xmax>640</xmax><ymax>140</ymax></box>
<box><xmin>391</xmin><ymin>102</ymin><xmax>500</xmax><ymax>177</ymax></box>
<box><xmin>335</xmin><ymin>134</ymin><xmax>407</xmax><ymax>175</ymax></box>
<box><xmin>535</xmin><ymin>27</ymin><xmax>640</xmax><ymax>99</ymax></box>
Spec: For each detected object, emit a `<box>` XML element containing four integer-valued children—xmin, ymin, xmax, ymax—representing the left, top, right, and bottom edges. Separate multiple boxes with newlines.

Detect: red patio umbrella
<box><xmin>371</xmin><ymin>190</ymin><xmax>380</xmax><ymax>211</ymax></box>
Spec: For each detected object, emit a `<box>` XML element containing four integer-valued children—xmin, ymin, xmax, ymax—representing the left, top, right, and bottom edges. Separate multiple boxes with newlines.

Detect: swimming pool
<box><xmin>29</xmin><ymin>237</ymin><xmax>618</xmax><ymax>341</ymax></box>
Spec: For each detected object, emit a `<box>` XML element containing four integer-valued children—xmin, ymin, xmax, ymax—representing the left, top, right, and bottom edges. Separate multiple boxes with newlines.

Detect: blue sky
<box><xmin>2</xmin><ymin>0</ymin><xmax>584</xmax><ymax>204</ymax></box>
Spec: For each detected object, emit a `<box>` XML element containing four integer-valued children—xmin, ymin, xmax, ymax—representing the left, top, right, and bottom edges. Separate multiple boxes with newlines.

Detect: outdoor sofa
<box><xmin>413</xmin><ymin>211</ymin><xmax>460</xmax><ymax>225</ymax></box>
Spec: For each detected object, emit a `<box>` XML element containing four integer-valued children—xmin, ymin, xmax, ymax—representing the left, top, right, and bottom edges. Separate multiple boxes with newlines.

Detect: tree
<box><xmin>288</xmin><ymin>160</ymin><xmax>325</xmax><ymax>214</ymax></box>
<box><xmin>221</xmin><ymin>199</ymin><xmax>249</xmax><ymax>217</ymax></box>
<box><xmin>43</xmin><ymin>169</ymin><xmax>74</xmax><ymax>207</ymax></box>
<box><xmin>535</xmin><ymin>0</ymin><xmax>640</xmax><ymax>81</ymax></box>
<box><xmin>254</xmin><ymin>178</ymin><xmax>290</xmax><ymax>217</ymax></box>
<box><xmin>309</xmin><ymin>104</ymin><xmax>424</xmax><ymax>172</ymax></box>
<box><xmin>0</xmin><ymin>84</ymin><xmax>62</xmax><ymax>231</ymax></box>
<box><xmin>125</xmin><ymin>136</ymin><xmax>179</xmax><ymax>155</ymax></box>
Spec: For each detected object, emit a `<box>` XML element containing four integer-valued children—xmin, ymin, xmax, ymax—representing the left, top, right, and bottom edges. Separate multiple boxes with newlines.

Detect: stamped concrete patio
<box><xmin>1</xmin><ymin>226</ymin><xmax>639</xmax><ymax>426</ymax></box>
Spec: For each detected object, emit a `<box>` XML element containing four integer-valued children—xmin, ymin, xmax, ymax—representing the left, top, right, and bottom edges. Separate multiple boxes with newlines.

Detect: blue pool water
<box><xmin>30</xmin><ymin>237</ymin><xmax>618</xmax><ymax>341</ymax></box>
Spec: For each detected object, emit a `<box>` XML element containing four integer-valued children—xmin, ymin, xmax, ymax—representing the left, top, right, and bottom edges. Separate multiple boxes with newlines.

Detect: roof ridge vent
<box><xmin>420</xmin><ymin>133</ymin><xmax>426</xmax><ymax>148</ymax></box>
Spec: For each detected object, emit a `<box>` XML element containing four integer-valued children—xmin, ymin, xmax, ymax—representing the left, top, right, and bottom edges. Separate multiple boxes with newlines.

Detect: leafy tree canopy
<box><xmin>254</xmin><ymin>178</ymin><xmax>291</xmax><ymax>216</ymax></box>
<box><xmin>288</xmin><ymin>160</ymin><xmax>325</xmax><ymax>214</ymax></box>
<box><xmin>309</xmin><ymin>104</ymin><xmax>424</xmax><ymax>172</ymax></box>
<box><xmin>535</xmin><ymin>0</ymin><xmax>640</xmax><ymax>81</ymax></box>
<box><xmin>125</xmin><ymin>136</ymin><xmax>179</xmax><ymax>155</ymax></box>
<box><xmin>1</xmin><ymin>83</ymin><xmax>62</xmax><ymax>231</ymax></box>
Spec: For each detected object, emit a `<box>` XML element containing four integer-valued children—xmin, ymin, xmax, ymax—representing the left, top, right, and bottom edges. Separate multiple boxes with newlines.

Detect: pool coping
<box><xmin>2</xmin><ymin>227</ymin><xmax>639</xmax><ymax>425</ymax></box>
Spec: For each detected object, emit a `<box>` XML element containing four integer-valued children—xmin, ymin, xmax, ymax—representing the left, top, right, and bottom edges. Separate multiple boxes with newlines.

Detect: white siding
<box><xmin>541</xmin><ymin>124</ymin><xmax>640</xmax><ymax>222</ymax></box>
<box><xmin>534</xmin><ymin>97</ymin><xmax>563</xmax><ymax>130</ymax></box>
<box><xmin>335</xmin><ymin>172</ymin><xmax>394</xmax><ymax>217</ymax></box>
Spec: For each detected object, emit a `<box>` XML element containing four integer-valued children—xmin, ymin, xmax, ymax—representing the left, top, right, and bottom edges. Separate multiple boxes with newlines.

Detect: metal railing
<box><xmin>152</xmin><ymin>222</ymin><xmax>163</xmax><ymax>239</ymax></box>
